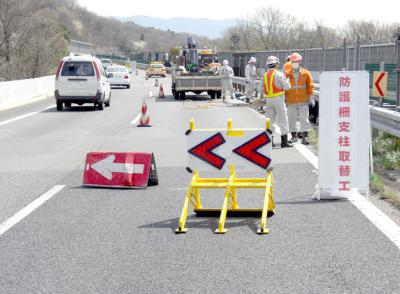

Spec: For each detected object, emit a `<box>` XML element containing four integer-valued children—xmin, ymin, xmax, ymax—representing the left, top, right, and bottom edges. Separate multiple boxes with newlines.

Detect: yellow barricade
<box><xmin>175</xmin><ymin>119</ymin><xmax>275</xmax><ymax>235</ymax></box>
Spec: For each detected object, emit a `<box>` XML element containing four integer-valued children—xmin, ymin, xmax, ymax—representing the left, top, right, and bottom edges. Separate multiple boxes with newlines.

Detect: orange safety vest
<box><xmin>284</xmin><ymin>68</ymin><xmax>314</xmax><ymax>104</ymax></box>
<box><xmin>283</xmin><ymin>62</ymin><xmax>292</xmax><ymax>72</ymax></box>
<box><xmin>263</xmin><ymin>69</ymin><xmax>284</xmax><ymax>98</ymax></box>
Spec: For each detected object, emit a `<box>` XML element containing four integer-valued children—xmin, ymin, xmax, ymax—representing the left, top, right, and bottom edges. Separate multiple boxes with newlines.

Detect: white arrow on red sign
<box><xmin>91</xmin><ymin>154</ymin><xmax>145</xmax><ymax>180</ymax></box>
<box><xmin>374</xmin><ymin>72</ymin><xmax>386</xmax><ymax>96</ymax></box>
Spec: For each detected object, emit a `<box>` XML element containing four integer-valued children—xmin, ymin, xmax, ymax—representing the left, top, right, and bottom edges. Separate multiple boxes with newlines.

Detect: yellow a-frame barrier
<box><xmin>175</xmin><ymin>119</ymin><xmax>275</xmax><ymax>235</ymax></box>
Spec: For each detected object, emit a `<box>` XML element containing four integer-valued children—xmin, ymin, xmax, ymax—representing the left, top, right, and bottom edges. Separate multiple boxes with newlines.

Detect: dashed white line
<box><xmin>130</xmin><ymin>113</ymin><xmax>141</xmax><ymax>125</ymax></box>
<box><xmin>0</xmin><ymin>105</ymin><xmax>55</xmax><ymax>127</ymax></box>
<box><xmin>0</xmin><ymin>185</ymin><xmax>66</xmax><ymax>236</ymax></box>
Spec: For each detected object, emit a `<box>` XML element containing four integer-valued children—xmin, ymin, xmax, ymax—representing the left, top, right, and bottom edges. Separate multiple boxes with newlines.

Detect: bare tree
<box><xmin>252</xmin><ymin>6</ymin><xmax>283</xmax><ymax>50</ymax></box>
<box><xmin>237</xmin><ymin>16</ymin><xmax>254</xmax><ymax>51</ymax></box>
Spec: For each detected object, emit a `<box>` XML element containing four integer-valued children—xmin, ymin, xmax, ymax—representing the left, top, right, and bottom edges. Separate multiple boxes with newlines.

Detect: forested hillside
<box><xmin>0</xmin><ymin>0</ymin><xmax>216</xmax><ymax>81</ymax></box>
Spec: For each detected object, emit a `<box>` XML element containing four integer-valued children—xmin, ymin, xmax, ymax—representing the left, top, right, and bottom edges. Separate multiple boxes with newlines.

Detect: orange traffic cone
<box><xmin>154</xmin><ymin>78</ymin><xmax>159</xmax><ymax>87</ymax></box>
<box><xmin>137</xmin><ymin>100</ymin><xmax>152</xmax><ymax>127</ymax></box>
<box><xmin>158</xmin><ymin>83</ymin><xmax>165</xmax><ymax>98</ymax></box>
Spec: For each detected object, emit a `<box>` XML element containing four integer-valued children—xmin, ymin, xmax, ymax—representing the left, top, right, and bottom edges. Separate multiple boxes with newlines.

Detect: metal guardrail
<box><xmin>231</xmin><ymin>76</ymin><xmax>400</xmax><ymax>138</ymax></box>
<box><xmin>370</xmin><ymin>106</ymin><xmax>400</xmax><ymax>138</ymax></box>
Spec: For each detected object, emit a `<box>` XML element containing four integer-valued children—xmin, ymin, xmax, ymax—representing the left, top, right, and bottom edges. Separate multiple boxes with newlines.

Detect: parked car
<box><xmin>54</xmin><ymin>55</ymin><xmax>111</xmax><ymax>111</ymax></box>
<box><xmin>106</xmin><ymin>65</ymin><xmax>131</xmax><ymax>88</ymax></box>
<box><xmin>146</xmin><ymin>62</ymin><xmax>166</xmax><ymax>78</ymax></box>
<box><xmin>100</xmin><ymin>58</ymin><xmax>113</xmax><ymax>70</ymax></box>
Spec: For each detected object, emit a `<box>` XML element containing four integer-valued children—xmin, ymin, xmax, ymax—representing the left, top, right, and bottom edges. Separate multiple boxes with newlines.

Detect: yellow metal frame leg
<box><xmin>175</xmin><ymin>187</ymin><xmax>192</xmax><ymax>233</ymax></box>
<box><xmin>215</xmin><ymin>187</ymin><xmax>230</xmax><ymax>234</ymax></box>
<box><xmin>215</xmin><ymin>166</ymin><xmax>235</xmax><ymax>234</ymax></box>
<box><xmin>175</xmin><ymin>171</ymin><xmax>199</xmax><ymax>233</ymax></box>
<box><xmin>269</xmin><ymin>174</ymin><xmax>275</xmax><ymax>212</ymax></box>
<box><xmin>258</xmin><ymin>172</ymin><xmax>273</xmax><ymax>234</ymax></box>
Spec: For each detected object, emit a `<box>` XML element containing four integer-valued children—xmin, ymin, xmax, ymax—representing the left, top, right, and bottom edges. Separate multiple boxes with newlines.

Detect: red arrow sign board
<box><xmin>188</xmin><ymin>132</ymin><xmax>226</xmax><ymax>169</ymax></box>
<box><xmin>187</xmin><ymin>130</ymin><xmax>272</xmax><ymax>172</ymax></box>
<box><xmin>83</xmin><ymin>152</ymin><xmax>158</xmax><ymax>188</ymax></box>
<box><xmin>372</xmin><ymin>71</ymin><xmax>388</xmax><ymax>97</ymax></box>
<box><xmin>233</xmin><ymin>132</ymin><xmax>271</xmax><ymax>169</ymax></box>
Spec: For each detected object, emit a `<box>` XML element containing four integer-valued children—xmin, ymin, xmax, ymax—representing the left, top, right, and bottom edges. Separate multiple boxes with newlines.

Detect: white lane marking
<box><xmin>130</xmin><ymin>113</ymin><xmax>141</xmax><ymax>125</ymax></box>
<box><xmin>250</xmin><ymin>107</ymin><xmax>400</xmax><ymax>249</ymax></box>
<box><xmin>0</xmin><ymin>185</ymin><xmax>66</xmax><ymax>236</ymax></box>
<box><xmin>249</xmin><ymin>107</ymin><xmax>282</xmax><ymax>135</ymax></box>
<box><xmin>294</xmin><ymin>143</ymin><xmax>400</xmax><ymax>250</ymax></box>
<box><xmin>294</xmin><ymin>144</ymin><xmax>319</xmax><ymax>170</ymax></box>
<box><xmin>0</xmin><ymin>105</ymin><xmax>55</xmax><ymax>127</ymax></box>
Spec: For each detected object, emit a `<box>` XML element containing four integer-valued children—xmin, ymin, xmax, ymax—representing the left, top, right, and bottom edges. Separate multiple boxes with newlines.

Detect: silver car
<box><xmin>106</xmin><ymin>66</ymin><xmax>131</xmax><ymax>89</ymax></box>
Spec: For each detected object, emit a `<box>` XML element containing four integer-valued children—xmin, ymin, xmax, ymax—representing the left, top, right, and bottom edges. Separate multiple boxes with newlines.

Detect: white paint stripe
<box><xmin>249</xmin><ymin>107</ymin><xmax>282</xmax><ymax>135</ymax></box>
<box><xmin>130</xmin><ymin>113</ymin><xmax>141</xmax><ymax>125</ymax></box>
<box><xmin>294</xmin><ymin>144</ymin><xmax>319</xmax><ymax>169</ymax></box>
<box><xmin>250</xmin><ymin>107</ymin><xmax>400</xmax><ymax>249</ymax></box>
<box><xmin>294</xmin><ymin>143</ymin><xmax>400</xmax><ymax>250</ymax></box>
<box><xmin>0</xmin><ymin>185</ymin><xmax>66</xmax><ymax>236</ymax></box>
<box><xmin>0</xmin><ymin>105</ymin><xmax>55</xmax><ymax>127</ymax></box>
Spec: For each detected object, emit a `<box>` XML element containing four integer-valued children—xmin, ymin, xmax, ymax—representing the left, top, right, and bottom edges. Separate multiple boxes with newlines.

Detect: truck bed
<box><xmin>173</xmin><ymin>75</ymin><xmax>221</xmax><ymax>91</ymax></box>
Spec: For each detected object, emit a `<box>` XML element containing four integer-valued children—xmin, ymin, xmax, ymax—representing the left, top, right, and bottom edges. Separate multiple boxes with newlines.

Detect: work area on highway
<box><xmin>1</xmin><ymin>70</ymin><xmax>399</xmax><ymax>293</ymax></box>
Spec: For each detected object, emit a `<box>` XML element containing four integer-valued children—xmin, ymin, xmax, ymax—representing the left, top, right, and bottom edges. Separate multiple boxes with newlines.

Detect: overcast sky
<box><xmin>77</xmin><ymin>0</ymin><xmax>399</xmax><ymax>27</ymax></box>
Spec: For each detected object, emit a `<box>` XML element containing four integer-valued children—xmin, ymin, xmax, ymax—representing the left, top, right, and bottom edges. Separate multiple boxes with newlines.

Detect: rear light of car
<box><xmin>92</xmin><ymin>61</ymin><xmax>100</xmax><ymax>81</ymax></box>
<box><xmin>124</xmin><ymin>75</ymin><xmax>129</xmax><ymax>79</ymax></box>
<box><xmin>55</xmin><ymin>61</ymin><xmax>64</xmax><ymax>81</ymax></box>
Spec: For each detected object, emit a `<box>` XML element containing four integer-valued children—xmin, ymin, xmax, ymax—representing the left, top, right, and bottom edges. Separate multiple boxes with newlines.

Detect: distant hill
<box><xmin>0</xmin><ymin>0</ymin><xmax>223</xmax><ymax>81</ymax></box>
<box><xmin>117</xmin><ymin>16</ymin><xmax>237</xmax><ymax>39</ymax></box>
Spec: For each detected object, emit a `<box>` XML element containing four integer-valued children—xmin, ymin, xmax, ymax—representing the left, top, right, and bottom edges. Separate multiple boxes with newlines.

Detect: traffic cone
<box><xmin>137</xmin><ymin>100</ymin><xmax>152</xmax><ymax>127</ymax></box>
<box><xmin>154</xmin><ymin>78</ymin><xmax>159</xmax><ymax>87</ymax></box>
<box><xmin>158</xmin><ymin>83</ymin><xmax>165</xmax><ymax>98</ymax></box>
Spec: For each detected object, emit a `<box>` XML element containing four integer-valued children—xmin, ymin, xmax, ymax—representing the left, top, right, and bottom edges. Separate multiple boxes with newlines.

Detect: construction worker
<box><xmin>283</xmin><ymin>55</ymin><xmax>291</xmax><ymax>72</ymax></box>
<box><xmin>220</xmin><ymin>60</ymin><xmax>235</xmax><ymax>100</ymax></box>
<box><xmin>245</xmin><ymin>57</ymin><xmax>257</xmax><ymax>102</ymax></box>
<box><xmin>261</xmin><ymin>56</ymin><xmax>292</xmax><ymax>148</ymax></box>
<box><xmin>284</xmin><ymin>52</ymin><xmax>315</xmax><ymax>145</ymax></box>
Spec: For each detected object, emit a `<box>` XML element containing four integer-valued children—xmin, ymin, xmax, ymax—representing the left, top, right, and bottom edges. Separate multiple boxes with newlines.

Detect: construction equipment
<box><xmin>171</xmin><ymin>38</ymin><xmax>222</xmax><ymax>100</ymax></box>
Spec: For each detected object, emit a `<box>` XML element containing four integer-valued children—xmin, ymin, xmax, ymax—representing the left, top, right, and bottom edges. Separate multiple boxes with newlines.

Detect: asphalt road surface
<box><xmin>0</xmin><ymin>72</ymin><xmax>399</xmax><ymax>294</ymax></box>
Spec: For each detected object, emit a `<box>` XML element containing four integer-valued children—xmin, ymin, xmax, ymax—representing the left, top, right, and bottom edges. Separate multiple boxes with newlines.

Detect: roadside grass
<box><xmin>308</xmin><ymin>128</ymin><xmax>318</xmax><ymax>147</ymax></box>
<box><xmin>370</xmin><ymin>173</ymin><xmax>384</xmax><ymax>193</ymax></box>
<box><xmin>373</xmin><ymin>134</ymin><xmax>400</xmax><ymax>170</ymax></box>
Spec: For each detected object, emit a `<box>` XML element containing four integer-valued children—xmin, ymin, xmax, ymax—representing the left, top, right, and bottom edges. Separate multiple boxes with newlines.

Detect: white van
<box><xmin>55</xmin><ymin>55</ymin><xmax>111</xmax><ymax>111</ymax></box>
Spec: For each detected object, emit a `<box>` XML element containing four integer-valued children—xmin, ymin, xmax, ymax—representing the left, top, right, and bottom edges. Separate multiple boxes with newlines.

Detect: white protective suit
<box><xmin>245</xmin><ymin>63</ymin><xmax>257</xmax><ymax>99</ymax></box>
<box><xmin>220</xmin><ymin>65</ymin><xmax>235</xmax><ymax>99</ymax></box>
<box><xmin>262</xmin><ymin>68</ymin><xmax>291</xmax><ymax>136</ymax></box>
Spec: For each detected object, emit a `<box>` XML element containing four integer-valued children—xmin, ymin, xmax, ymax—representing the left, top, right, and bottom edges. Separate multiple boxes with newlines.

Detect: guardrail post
<box><xmin>343</xmin><ymin>38</ymin><xmax>348</xmax><ymax>71</ymax></box>
<box><xmin>356</xmin><ymin>35</ymin><xmax>361</xmax><ymax>71</ymax></box>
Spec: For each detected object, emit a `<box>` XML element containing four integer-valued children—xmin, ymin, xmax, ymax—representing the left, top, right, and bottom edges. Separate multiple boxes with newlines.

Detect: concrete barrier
<box><xmin>0</xmin><ymin>75</ymin><xmax>54</xmax><ymax>111</ymax></box>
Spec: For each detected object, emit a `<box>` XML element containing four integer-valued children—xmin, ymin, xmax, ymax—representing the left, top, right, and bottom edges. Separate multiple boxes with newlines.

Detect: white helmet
<box><xmin>266</xmin><ymin>56</ymin><xmax>279</xmax><ymax>67</ymax></box>
<box><xmin>223</xmin><ymin>60</ymin><xmax>229</xmax><ymax>66</ymax></box>
<box><xmin>249</xmin><ymin>57</ymin><xmax>256</xmax><ymax>64</ymax></box>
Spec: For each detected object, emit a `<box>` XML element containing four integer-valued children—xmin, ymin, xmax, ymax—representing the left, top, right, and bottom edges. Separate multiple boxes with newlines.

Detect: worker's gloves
<box><xmin>308</xmin><ymin>96</ymin><xmax>316</xmax><ymax>107</ymax></box>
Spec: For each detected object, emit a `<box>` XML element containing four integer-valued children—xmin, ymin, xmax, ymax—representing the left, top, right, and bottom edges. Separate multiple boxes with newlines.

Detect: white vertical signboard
<box><xmin>318</xmin><ymin>71</ymin><xmax>370</xmax><ymax>199</ymax></box>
